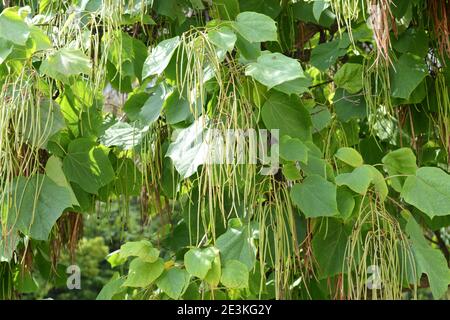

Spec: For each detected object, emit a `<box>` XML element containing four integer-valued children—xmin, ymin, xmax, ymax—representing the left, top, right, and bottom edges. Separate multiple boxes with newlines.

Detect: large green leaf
<box><xmin>273</xmin><ymin>76</ymin><xmax>311</xmax><ymax>95</ymax></box>
<box><xmin>0</xmin><ymin>39</ymin><xmax>14</xmax><ymax>64</ymax></box>
<box><xmin>245</xmin><ymin>52</ymin><xmax>304</xmax><ymax>89</ymax></box>
<box><xmin>164</xmin><ymin>90</ymin><xmax>200</xmax><ymax>125</ymax></box>
<box><xmin>312</xmin><ymin>219</ymin><xmax>350</xmax><ymax>279</ymax></box>
<box><xmin>392</xmin><ymin>28</ymin><xmax>428</xmax><ymax>58</ymax></box>
<box><xmin>261</xmin><ymin>91</ymin><xmax>312</xmax><ymax>141</ymax></box>
<box><xmin>234</xmin><ymin>12</ymin><xmax>277</xmax><ymax>43</ymax></box>
<box><xmin>391</xmin><ymin>53</ymin><xmax>428</xmax><ymax>99</ymax></box>
<box><xmin>208</xmin><ymin>26</ymin><xmax>237</xmax><ymax>53</ymax></box>
<box><xmin>156</xmin><ymin>268</ymin><xmax>191</xmax><ymax>300</ymax></box>
<box><xmin>40</xmin><ymin>48</ymin><xmax>91</xmax><ymax>84</ymax></box>
<box><xmin>22</xmin><ymin>98</ymin><xmax>66</xmax><ymax>148</ymax></box>
<box><xmin>335</xmin><ymin>165</ymin><xmax>372</xmax><ymax>195</ymax></box>
<box><xmin>310</xmin><ymin>39</ymin><xmax>347</xmax><ymax>71</ymax></box>
<box><xmin>333</xmin><ymin>89</ymin><xmax>367</xmax><ymax>122</ymax></box>
<box><xmin>405</xmin><ymin>216</ymin><xmax>450</xmax><ymax>299</ymax></box>
<box><xmin>213</xmin><ymin>0</ymin><xmax>240</xmax><ymax>20</ymax></box>
<box><xmin>8</xmin><ymin>175</ymin><xmax>72</xmax><ymax>240</ymax></box>
<box><xmin>334</xmin><ymin>147</ymin><xmax>363</xmax><ymax>167</ymax></box>
<box><xmin>184</xmin><ymin>247</ymin><xmax>218</xmax><ymax>280</ymax></box>
<box><xmin>166</xmin><ymin>116</ymin><xmax>209</xmax><ymax>179</ymax></box>
<box><xmin>401</xmin><ymin>167</ymin><xmax>450</xmax><ymax>218</ymax></box>
<box><xmin>142</xmin><ymin>36</ymin><xmax>180</xmax><ymax>79</ymax></box>
<box><xmin>220</xmin><ymin>260</ymin><xmax>249</xmax><ymax>289</ymax></box>
<box><xmin>0</xmin><ymin>8</ymin><xmax>30</xmax><ymax>46</ymax></box>
<box><xmin>45</xmin><ymin>156</ymin><xmax>79</xmax><ymax>207</ymax></box>
<box><xmin>62</xmin><ymin>138</ymin><xmax>115</xmax><ymax>194</ymax></box>
<box><xmin>204</xmin><ymin>251</ymin><xmax>221</xmax><ymax>287</ymax></box>
<box><xmin>279</xmin><ymin>135</ymin><xmax>308</xmax><ymax>162</ymax></box>
<box><xmin>119</xmin><ymin>240</ymin><xmax>159</xmax><ymax>263</ymax></box>
<box><xmin>290</xmin><ymin>175</ymin><xmax>338</xmax><ymax>218</ymax></box>
<box><xmin>101</xmin><ymin>121</ymin><xmax>143</xmax><ymax>150</ymax></box>
<box><xmin>96</xmin><ymin>274</ymin><xmax>126</xmax><ymax>300</ymax></box>
<box><xmin>125</xmin><ymin>84</ymin><xmax>170</xmax><ymax>124</ymax></box>
<box><xmin>0</xmin><ymin>231</ymin><xmax>20</xmax><ymax>262</ymax></box>
<box><xmin>334</xmin><ymin>63</ymin><xmax>363</xmax><ymax>94</ymax></box>
<box><xmin>29</xmin><ymin>25</ymin><xmax>52</xmax><ymax>51</ymax></box>
<box><xmin>238</xmin><ymin>0</ymin><xmax>281</xmax><ymax>19</ymax></box>
<box><xmin>216</xmin><ymin>223</ymin><xmax>257</xmax><ymax>271</ymax></box>
<box><xmin>367</xmin><ymin>165</ymin><xmax>388</xmax><ymax>201</ymax></box>
<box><xmin>123</xmin><ymin>257</ymin><xmax>165</xmax><ymax>288</ymax></box>
<box><xmin>382</xmin><ymin>148</ymin><xmax>417</xmax><ymax>192</ymax></box>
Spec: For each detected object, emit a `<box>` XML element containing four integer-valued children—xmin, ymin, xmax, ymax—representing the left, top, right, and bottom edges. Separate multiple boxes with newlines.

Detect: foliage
<box><xmin>0</xmin><ymin>0</ymin><xmax>449</xmax><ymax>300</ymax></box>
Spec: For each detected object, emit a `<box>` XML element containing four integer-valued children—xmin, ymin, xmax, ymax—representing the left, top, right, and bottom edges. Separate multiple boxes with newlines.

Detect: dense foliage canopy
<box><xmin>0</xmin><ymin>0</ymin><xmax>449</xmax><ymax>300</ymax></box>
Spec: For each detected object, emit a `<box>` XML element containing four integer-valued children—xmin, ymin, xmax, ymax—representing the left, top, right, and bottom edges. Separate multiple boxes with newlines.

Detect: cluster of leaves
<box><xmin>0</xmin><ymin>0</ymin><xmax>450</xmax><ymax>300</ymax></box>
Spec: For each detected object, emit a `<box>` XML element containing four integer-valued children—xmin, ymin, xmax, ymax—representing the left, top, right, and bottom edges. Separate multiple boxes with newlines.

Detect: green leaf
<box><xmin>234</xmin><ymin>12</ymin><xmax>277</xmax><ymax>43</ymax></box>
<box><xmin>401</xmin><ymin>167</ymin><xmax>450</xmax><ymax>218</ymax></box>
<box><xmin>45</xmin><ymin>156</ymin><xmax>79</xmax><ymax>207</ymax></box>
<box><xmin>335</xmin><ymin>165</ymin><xmax>372</xmax><ymax>195</ymax></box>
<box><xmin>125</xmin><ymin>84</ymin><xmax>169</xmax><ymax>124</ymax></box>
<box><xmin>40</xmin><ymin>48</ymin><xmax>91</xmax><ymax>84</ymax></box>
<box><xmin>15</xmin><ymin>269</ymin><xmax>38</xmax><ymax>293</ymax></box>
<box><xmin>382</xmin><ymin>148</ymin><xmax>417</xmax><ymax>192</ymax></box>
<box><xmin>216</xmin><ymin>224</ymin><xmax>257</xmax><ymax>271</ymax></box>
<box><xmin>310</xmin><ymin>40</ymin><xmax>347</xmax><ymax>71</ymax></box>
<box><xmin>261</xmin><ymin>91</ymin><xmax>312</xmax><ymax>141</ymax></box>
<box><xmin>245</xmin><ymin>52</ymin><xmax>304</xmax><ymax>89</ymax></box>
<box><xmin>156</xmin><ymin>268</ymin><xmax>191</xmax><ymax>299</ymax></box>
<box><xmin>101</xmin><ymin>121</ymin><xmax>143</xmax><ymax>150</ymax></box>
<box><xmin>29</xmin><ymin>25</ymin><xmax>52</xmax><ymax>51</ymax></box>
<box><xmin>8</xmin><ymin>175</ymin><xmax>72</xmax><ymax>240</ymax></box>
<box><xmin>113</xmin><ymin>158</ymin><xmax>142</xmax><ymax>196</ymax></box>
<box><xmin>334</xmin><ymin>63</ymin><xmax>363</xmax><ymax>94</ymax></box>
<box><xmin>279</xmin><ymin>135</ymin><xmax>308</xmax><ymax>162</ymax></box>
<box><xmin>0</xmin><ymin>8</ymin><xmax>30</xmax><ymax>46</ymax></box>
<box><xmin>311</xmin><ymin>105</ymin><xmax>332</xmax><ymax>132</ymax></box>
<box><xmin>96</xmin><ymin>274</ymin><xmax>126</xmax><ymax>300</ymax></box>
<box><xmin>391</xmin><ymin>53</ymin><xmax>428</xmax><ymax>99</ymax></box>
<box><xmin>292</xmin><ymin>1</ymin><xmax>335</xmax><ymax>28</ymax></box>
<box><xmin>392</xmin><ymin>28</ymin><xmax>428</xmax><ymax>58</ymax></box>
<box><xmin>142</xmin><ymin>36</ymin><xmax>180</xmax><ymax>79</ymax></box>
<box><xmin>166</xmin><ymin>116</ymin><xmax>209</xmax><ymax>179</ymax></box>
<box><xmin>367</xmin><ymin>165</ymin><xmax>388</xmax><ymax>201</ymax></box>
<box><xmin>0</xmin><ymin>231</ymin><xmax>19</xmax><ymax>262</ymax></box>
<box><xmin>184</xmin><ymin>247</ymin><xmax>218</xmax><ymax>280</ymax></box>
<box><xmin>283</xmin><ymin>163</ymin><xmax>302</xmax><ymax>181</ymax></box>
<box><xmin>164</xmin><ymin>90</ymin><xmax>200</xmax><ymax>125</ymax></box>
<box><xmin>334</xmin><ymin>147</ymin><xmax>364</xmax><ymax>167</ymax></box>
<box><xmin>299</xmin><ymin>154</ymin><xmax>335</xmax><ymax>180</ymax></box>
<box><xmin>21</xmin><ymin>98</ymin><xmax>66</xmax><ymax>148</ymax></box>
<box><xmin>0</xmin><ymin>39</ymin><xmax>13</xmax><ymax>64</ymax></box>
<box><xmin>153</xmin><ymin>0</ymin><xmax>185</xmax><ymax>22</ymax></box>
<box><xmin>204</xmin><ymin>252</ymin><xmax>222</xmax><ymax>287</ymax></box>
<box><xmin>273</xmin><ymin>76</ymin><xmax>311</xmax><ymax>95</ymax></box>
<box><xmin>123</xmin><ymin>257</ymin><xmax>165</xmax><ymax>288</ymax></box>
<box><xmin>119</xmin><ymin>240</ymin><xmax>159</xmax><ymax>263</ymax></box>
<box><xmin>333</xmin><ymin>89</ymin><xmax>367</xmax><ymax>122</ymax></box>
<box><xmin>312</xmin><ymin>0</ymin><xmax>328</xmax><ymax>21</ymax></box>
<box><xmin>235</xmin><ymin>34</ymin><xmax>261</xmax><ymax>61</ymax></box>
<box><xmin>312</xmin><ymin>219</ymin><xmax>350</xmax><ymax>279</ymax></box>
<box><xmin>106</xmin><ymin>250</ymin><xmax>127</xmax><ymax>268</ymax></box>
<box><xmin>62</xmin><ymin>138</ymin><xmax>115</xmax><ymax>194</ymax></box>
<box><xmin>290</xmin><ymin>175</ymin><xmax>338</xmax><ymax>218</ymax></box>
<box><xmin>405</xmin><ymin>216</ymin><xmax>450</xmax><ymax>299</ymax></box>
<box><xmin>238</xmin><ymin>0</ymin><xmax>281</xmax><ymax>19</ymax></box>
<box><xmin>213</xmin><ymin>0</ymin><xmax>240</xmax><ymax>20</ymax></box>
<box><xmin>220</xmin><ymin>260</ymin><xmax>249</xmax><ymax>289</ymax></box>
<box><xmin>208</xmin><ymin>26</ymin><xmax>237</xmax><ymax>53</ymax></box>
<box><xmin>337</xmin><ymin>188</ymin><xmax>355</xmax><ymax>219</ymax></box>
